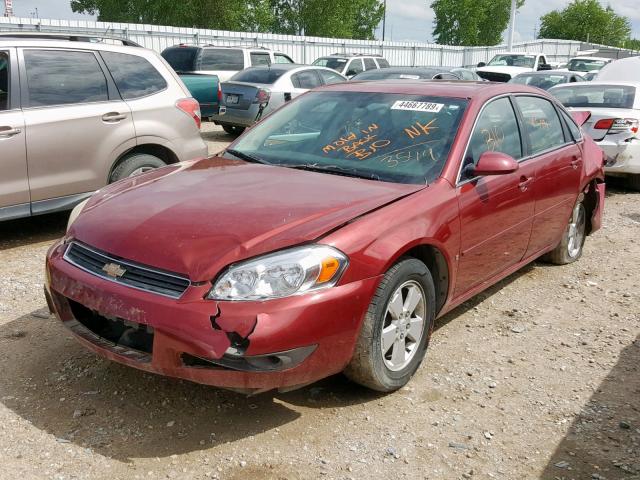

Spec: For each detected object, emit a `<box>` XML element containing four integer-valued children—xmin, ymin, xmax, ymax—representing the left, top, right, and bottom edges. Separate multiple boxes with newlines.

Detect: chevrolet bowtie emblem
<box><xmin>102</xmin><ymin>262</ymin><xmax>127</xmax><ymax>278</ymax></box>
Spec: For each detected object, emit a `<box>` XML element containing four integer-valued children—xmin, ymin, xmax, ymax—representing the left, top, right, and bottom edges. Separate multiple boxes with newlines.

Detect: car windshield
<box><xmin>487</xmin><ymin>54</ymin><xmax>536</xmax><ymax>68</ymax></box>
<box><xmin>230</xmin><ymin>68</ymin><xmax>287</xmax><ymax>84</ymax></box>
<box><xmin>226</xmin><ymin>91</ymin><xmax>468</xmax><ymax>185</ymax></box>
<box><xmin>312</xmin><ymin>57</ymin><xmax>348</xmax><ymax>71</ymax></box>
<box><xmin>161</xmin><ymin>47</ymin><xmax>198</xmax><ymax>72</ymax></box>
<box><xmin>550</xmin><ymin>84</ymin><xmax>636</xmax><ymax>109</ymax></box>
<box><xmin>511</xmin><ymin>74</ymin><xmax>570</xmax><ymax>89</ymax></box>
<box><xmin>567</xmin><ymin>59</ymin><xmax>607</xmax><ymax>72</ymax></box>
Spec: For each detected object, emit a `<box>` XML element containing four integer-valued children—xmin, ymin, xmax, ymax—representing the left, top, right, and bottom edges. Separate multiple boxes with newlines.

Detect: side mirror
<box><xmin>477</xmin><ymin>62</ymin><xmax>486</xmax><ymax>68</ymax></box>
<box><xmin>469</xmin><ymin>151</ymin><xmax>519</xmax><ymax>177</ymax></box>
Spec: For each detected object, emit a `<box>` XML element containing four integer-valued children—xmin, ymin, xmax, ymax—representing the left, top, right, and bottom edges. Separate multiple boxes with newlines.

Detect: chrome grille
<box><xmin>64</xmin><ymin>242</ymin><xmax>190</xmax><ymax>298</ymax></box>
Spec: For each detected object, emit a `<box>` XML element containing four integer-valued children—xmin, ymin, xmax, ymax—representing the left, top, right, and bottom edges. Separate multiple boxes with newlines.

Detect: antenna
<box><xmin>4</xmin><ymin>0</ymin><xmax>13</xmax><ymax>17</ymax></box>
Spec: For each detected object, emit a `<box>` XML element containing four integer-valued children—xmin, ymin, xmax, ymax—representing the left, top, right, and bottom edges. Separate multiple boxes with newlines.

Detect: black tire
<box><xmin>222</xmin><ymin>125</ymin><xmax>246</xmax><ymax>137</ymax></box>
<box><xmin>542</xmin><ymin>201</ymin><xmax>587</xmax><ymax>265</ymax></box>
<box><xmin>344</xmin><ymin>258</ymin><xmax>436</xmax><ymax>392</ymax></box>
<box><xmin>627</xmin><ymin>174</ymin><xmax>640</xmax><ymax>192</ymax></box>
<box><xmin>109</xmin><ymin>153</ymin><xmax>166</xmax><ymax>183</ymax></box>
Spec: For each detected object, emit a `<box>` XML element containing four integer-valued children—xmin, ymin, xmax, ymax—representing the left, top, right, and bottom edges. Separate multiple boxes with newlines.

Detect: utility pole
<box><xmin>382</xmin><ymin>0</ymin><xmax>387</xmax><ymax>41</ymax></box>
<box><xmin>506</xmin><ymin>0</ymin><xmax>516</xmax><ymax>50</ymax></box>
<box><xmin>4</xmin><ymin>0</ymin><xmax>13</xmax><ymax>17</ymax></box>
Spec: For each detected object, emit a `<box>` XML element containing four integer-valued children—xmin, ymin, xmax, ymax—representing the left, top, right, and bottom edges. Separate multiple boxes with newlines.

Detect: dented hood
<box><xmin>70</xmin><ymin>157</ymin><xmax>424</xmax><ymax>281</ymax></box>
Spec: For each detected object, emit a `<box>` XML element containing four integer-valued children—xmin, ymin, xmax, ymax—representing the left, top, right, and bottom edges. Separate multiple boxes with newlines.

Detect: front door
<box><xmin>19</xmin><ymin>48</ymin><xmax>135</xmax><ymax>207</ymax></box>
<box><xmin>0</xmin><ymin>48</ymin><xmax>29</xmax><ymax>219</ymax></box>
<box><xmin>454</xmin><ymin>96</ymin><xmax>535</xmax><ymax>297</ymax></box>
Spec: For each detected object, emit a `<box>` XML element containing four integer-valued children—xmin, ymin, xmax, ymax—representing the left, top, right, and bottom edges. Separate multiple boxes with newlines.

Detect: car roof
<box><xmin>319</xmin><ymin>79</ymin><xmax>549</xmax><ymax>100</ymax></box>
<box><xmin>492</xmin><ymin>51</ymin><xmax>542</xmax><ymax>56</ymax></box>
<box><xmin>0</xmin><ymin>37</ymin><xmax>151</xmax><ymax>55</ymax></box>
<box><xmin>551</xmin><ymin>80</ymin><xmax>640</xmax><ymax>89</ymax></box>
<box><xmin>241</xmin><ymin>64</ymin><xmax>307</xmax><ymax>72</ymax></box>
<box><xmin>514</xmin><ymin>71</ymin><xmax>574</xmax><ymax>77</ymax></box>
<box><xmin>569</xmin><ymin>56</ymin><xmax>610</xmax><ymax>61</ymax></box>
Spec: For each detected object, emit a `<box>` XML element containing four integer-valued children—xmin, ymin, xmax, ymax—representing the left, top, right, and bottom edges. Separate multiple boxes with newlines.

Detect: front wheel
<box><xmin>543</xmin><ymin>201</ymin><xmax>587</xmax><ymax>265</ymax></box>
<box><xmin>344</xmin><ymin>258</ymin><xmax>436</xmax><ymax>392</ymax></box>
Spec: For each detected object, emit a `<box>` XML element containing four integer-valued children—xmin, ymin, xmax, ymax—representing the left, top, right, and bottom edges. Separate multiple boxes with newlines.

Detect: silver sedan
<box><xmin>211</xmin><ymin>64</ymin><xmax>347</xmax><ymax>135</ymax></box>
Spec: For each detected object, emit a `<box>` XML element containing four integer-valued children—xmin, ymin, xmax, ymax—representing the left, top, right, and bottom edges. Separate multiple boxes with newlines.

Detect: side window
<box><xmin>101</xmin><ymin>52</ymin><xmax>167</xmax><ymax>99</ymax></box>
<box><xmin>318</xmin><ymin>69</ymin><xmax>345</xmax><ymax>85</ymax></box>
<box><xmin>559</xmin><ymin>108</ymin><xmax>582</xmax><ymax>141</ymax></box>
<box><xmin>250</xmin><ymin>52</ymin><xmax>271</xmax><ymax>66</ymax></box>
<box><xmin>376</xmin><ymin>58</ymin><xmax>390</xmax><ymax>68</ymax></box>
<box><xmin>346</xmin><ymin>59</ymin><xmax>363</xmax><ymax>76</ymax></box>
<box><xmin>463</xmin><ymin>97</ymin><xmax>522</xmax><ymax>176</ymax></box>
<box><xmin>0</xmin><ymin>51</ymin><xmax>8</xmax><ymax>110</ymax></box>
<box><xmin>515</xmin><ymin>96</ymin><xmax>565</xmax><ymax>155</ymax></box>
<box><xmin>274</xmin><ymin>53</ymin><xmax>294</xmax><ymax>64</ymax></box>
<box><xmin>363</xmin><ymin>57</ymin><xmax>377</xmax><ymax>70</ymax></box>
<box><xmin>434</xmin><ymin>73</ymin><xmax>459</xmax><ymax>80</ymax></box>
<box><xmin>24</xmin><ymin>50</ymin><xmax>108</xmax><ymax>107</ymax></box>
<box><xmin>292</xmin><ymin>70</ymin><xmax>322</xmax><ymax>89</ymax></box>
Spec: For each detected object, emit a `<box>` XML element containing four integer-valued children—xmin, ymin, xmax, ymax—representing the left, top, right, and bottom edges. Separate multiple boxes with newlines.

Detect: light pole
<box><xmin>382</xmin><ymin>0</ymin><xmax>387</xmax><ymax>41</ymax></box>
<box><xmin>507</xmin><ymin>0</ymin><xmax>516</xmax><ymax>50</ymax></box>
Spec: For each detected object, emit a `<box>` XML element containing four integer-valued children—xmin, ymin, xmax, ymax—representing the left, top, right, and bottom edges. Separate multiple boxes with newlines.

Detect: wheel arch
<box><xmin>581</xmin><ymin>178</ymin><xmax>602</xmax><ymax>236</ymax></box>
<box><xmin>109</xmin><ymin>143</ymin><xmax>180</xmax><ymax>182</ymax></box>
<box><xmin>384</xmin><ymin>242</ymin><xmax>452</xmax><ymax>315</ymax></box>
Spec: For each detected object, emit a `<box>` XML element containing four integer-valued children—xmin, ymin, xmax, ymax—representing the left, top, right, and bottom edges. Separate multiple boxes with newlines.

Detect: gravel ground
<box><xmin>0</xmin><ymin>125</ymin><xmax>638</xmax><ymax>480</ymax></box>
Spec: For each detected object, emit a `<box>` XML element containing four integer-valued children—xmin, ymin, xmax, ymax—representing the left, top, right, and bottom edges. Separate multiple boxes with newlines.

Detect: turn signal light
<box><xmin>317</xmin><ymin>256</ymin><xmax>341</xmax><ymax>284</ymax></box>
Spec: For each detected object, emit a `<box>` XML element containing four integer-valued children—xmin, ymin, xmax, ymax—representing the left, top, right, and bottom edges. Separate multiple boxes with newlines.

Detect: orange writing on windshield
<box><xmin>404</xmin><ymin>119</ymin><xmax>438</xmax><ymax>140</ymax></box>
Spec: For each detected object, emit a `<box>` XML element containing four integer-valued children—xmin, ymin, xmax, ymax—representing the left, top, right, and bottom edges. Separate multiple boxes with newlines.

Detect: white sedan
<box><xmin>550</xmin><ymin>81</ymin><xmax>640</xmax><ymax>190</ymax></box>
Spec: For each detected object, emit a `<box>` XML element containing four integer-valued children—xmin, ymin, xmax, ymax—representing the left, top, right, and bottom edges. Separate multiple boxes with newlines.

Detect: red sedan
<box><xmin>45</xmin><ymin>81</ymin><xmax>605</xmax><ymax>394</ymax></box>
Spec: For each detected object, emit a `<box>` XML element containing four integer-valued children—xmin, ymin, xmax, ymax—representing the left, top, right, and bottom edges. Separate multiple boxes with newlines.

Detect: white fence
<box><xmin>1</xmin><ymin>16</ymin><xmax>637</xmax><ymax>67</ymax></box>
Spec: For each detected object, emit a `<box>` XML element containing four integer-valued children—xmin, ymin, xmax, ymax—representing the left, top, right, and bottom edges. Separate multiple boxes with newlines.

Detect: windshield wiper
<box><xmin>225</xmin><ymin>148</ymin><xmax>271</xmax><ymax>165</ymax></box>
<box><xmin>287</xmin><ymin>163</ymin><xmax>380</xmax><ymax>181</ymax></box>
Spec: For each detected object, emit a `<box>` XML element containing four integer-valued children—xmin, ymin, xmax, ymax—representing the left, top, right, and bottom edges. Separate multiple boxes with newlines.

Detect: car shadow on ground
<box><xmin>0</xmin><ymin>211</ymin><xmax>67</xmax><ymax>251</ymax></box>
<box><xmin>539</xmin><ymin>334</ymin><xmax>639</xmax><ymax>479</ymax></box>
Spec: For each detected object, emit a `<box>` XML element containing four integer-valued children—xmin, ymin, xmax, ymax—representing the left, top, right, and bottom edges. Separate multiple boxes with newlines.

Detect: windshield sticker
<box><xmin>391</xmin><ymin>101</ymin><xmax>444</xmax><ymax>113</ymax></box>
<box><xmin>403</xmin><ymin>119</ymin><xmax>438</xmax><ymax>140</ymax></box>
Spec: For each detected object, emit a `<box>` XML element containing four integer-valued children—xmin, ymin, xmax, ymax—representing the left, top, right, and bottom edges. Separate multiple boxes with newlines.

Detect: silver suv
<box><xmin>0</xmin><ymin>33</ymin><xmax>208</xmax><ymax>221</ymax></box>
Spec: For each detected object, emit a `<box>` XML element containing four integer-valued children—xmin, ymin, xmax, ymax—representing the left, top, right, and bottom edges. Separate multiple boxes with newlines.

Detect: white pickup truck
<box><xmin>476</xmin><ymin>52</ymin><xmax>552</xmax><ymax>82</ymax></box>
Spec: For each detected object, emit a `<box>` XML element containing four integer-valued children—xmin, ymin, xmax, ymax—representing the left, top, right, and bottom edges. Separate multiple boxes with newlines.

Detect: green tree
<box><xmin>430</xmin><ymin>0</ymin><xmax>524</xmax><ymax>46</ymax></box>
<box><xmin>71</xmin><ymin>0</ymin><xmax>384</xmax><ymax>39</ymax></box>
<box><xmin>538</xmin><ymin>0</ymin><xmax>631</xmax><ymax>47</ymax></box>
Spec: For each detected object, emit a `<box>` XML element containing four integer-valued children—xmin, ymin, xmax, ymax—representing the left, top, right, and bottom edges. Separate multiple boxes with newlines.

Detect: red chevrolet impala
<box><xmin>45</xmin><ymin>81</ymin><xmax>605</xmax><ymax>394</ymax></box>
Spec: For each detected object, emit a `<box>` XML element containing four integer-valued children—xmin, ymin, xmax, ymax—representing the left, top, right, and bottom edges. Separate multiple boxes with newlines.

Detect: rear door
<box><xmin>514</xmin><ymin>95</ymin><xmax>583</xmax><ymax>256</ymax></box>
<box><xmin>0</xmin><ymin>47</ymin><xmax>29</xmax><ymax>218</ymax></box>
<box><xmin>345</xmin><ymin>58</ymin><xmax>364</xmax><ymax>77</ymax></box>
<box><xmin>454</xmin><ymin>96</ymin><xmax>535</xmax><ymax>297</ymax></box>
<box><xmin>19</xmin><ymin>48</ymin><xmax>136</xmax><ymax>209</ymax></box>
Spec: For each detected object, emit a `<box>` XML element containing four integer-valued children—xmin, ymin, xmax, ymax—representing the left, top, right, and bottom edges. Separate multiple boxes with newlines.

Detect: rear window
<box><xmin>511</xmin><ymin>74</ymin><xmax>570</xmax><ymax>89</ymax></box>
<box><xmin>200</xmin><ymin>49</ymin><xmax>244</xmax><ymax>71</ymax></box>
<box><xmin>312</xmin><ymin>57</ymin><xmax>348</xmax><ymax>71</ymax></box>
<box><xmin>230</xmin><ymin>67</ymin><xmax>287</xmax><ymax>84</ymax></box>
<box><xmin>102</xmin><ymin>52</ymin><xmax>167</xmax><ymax>99</ymax></box>
<box><xmin>161</xmin><ymin>47</ymin><xmax>198</xmax><ymax>72</ymax></box>
<box><xmin>550</xmin><ymin>84</ymin><xmax>636</xmax><ymax>109</ymax></box>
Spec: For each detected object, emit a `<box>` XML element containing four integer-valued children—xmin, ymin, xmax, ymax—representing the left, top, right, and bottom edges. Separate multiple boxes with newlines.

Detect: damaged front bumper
<box><xmin>45</xmin><ymin>240</ymin><xmax>379</xmax><ymax>394</ymax></box>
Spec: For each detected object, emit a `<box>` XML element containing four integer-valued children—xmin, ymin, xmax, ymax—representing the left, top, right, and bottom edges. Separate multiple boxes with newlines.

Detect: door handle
<box><xmin>0</xmin><ymin>126</ymin><xmax>22</xmax><ymax>138</ymax></box>
<box><xmin>102</xmin><ymin>112</ymin><xmax>127</xmax><ymax>123</ymax></box>
<box><xmin>570</xmin><ymin>156</ymin><xmax>582</xmax><ymax>170</ymax></box>
<box><xmin>518</xmin><ymin>176</ymin><xmax>533</xmax><ymax>192</ymax></box>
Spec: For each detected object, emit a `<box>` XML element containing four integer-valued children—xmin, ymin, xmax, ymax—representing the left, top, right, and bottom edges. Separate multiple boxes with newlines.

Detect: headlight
<box><xmin>208</xmin><ymin>245</ymin><xmax>348</xmax><ymax>301</ymax></box>
<box><xmin>66</xmin><ymin>198</ymin><xmax>89</xmax><ymax>232</ymax></box>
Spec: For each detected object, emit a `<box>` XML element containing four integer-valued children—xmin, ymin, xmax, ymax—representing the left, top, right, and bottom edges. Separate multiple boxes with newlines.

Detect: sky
<box><xmin>7</xmin><ymin>0</ymin><xmax>640</xmax><ymax>44</ymax></box>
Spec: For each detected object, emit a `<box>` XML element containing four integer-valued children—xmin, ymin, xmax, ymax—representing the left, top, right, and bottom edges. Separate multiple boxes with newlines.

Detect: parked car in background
<box><xmin>161</xmin><ymin>45</ymin><xmax>295</xmax><ymax>82</ymax></box>
<box><xmin>0</xmin><ymin>33</ymin><xmax>207</xmax><ymax>222</ymax></box>
<box><xmin>509</xmin><ymin>71</ymin><xmax>583</xmax><ymax>90</ymax></box>
<box><xmin>558</xmin><ymin>56</ymin><xmax>612</xmax><ymax>77</ymax></box>
<box><xmin>210</xmin><ymin>64</ymin><xmax>346</xmax><ymax>135</ymax></box>
<box><xmin>312</xmin><ymin>53</ymin><xmax>389</xmax><ymax>78</ymax></box>
<box><xmin>351</xmin><ymin>66</ymin><xmax>481</xmax><ymax>81</ymax></box>
<box><xmin>476</xmin><ymin>52</ymin><xmax>553</xmax><ymax>82</ymax></box>
<box><xmin>595</xmin><ymin>56</ymin><xmax>640</xmax><ymax>82</ymax></box>
<box><xmin>550</xmin><ymin>81</ymin><xmax>640</xmax><ymax>189</ymax></box>
<box><xmin>46</xmin><ymin>81</ymin><xmax>604</xmax><ymax>395</ymax></box>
